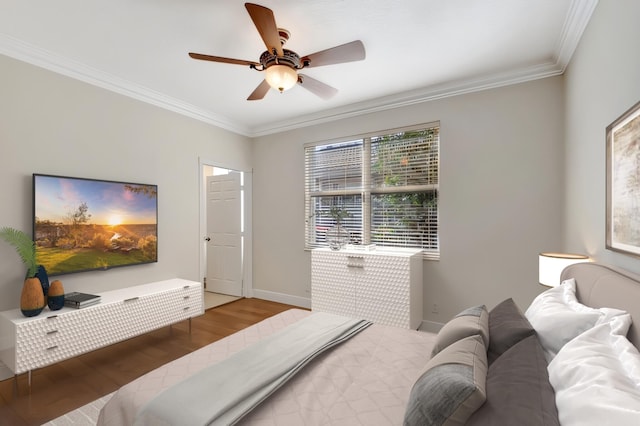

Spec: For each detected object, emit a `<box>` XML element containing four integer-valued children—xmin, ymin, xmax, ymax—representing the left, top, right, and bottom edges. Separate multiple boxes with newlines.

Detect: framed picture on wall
<box><xmin>606</xmin><ymin>100</ymin><xmax>640</xmax><ymax>257</ymax></box>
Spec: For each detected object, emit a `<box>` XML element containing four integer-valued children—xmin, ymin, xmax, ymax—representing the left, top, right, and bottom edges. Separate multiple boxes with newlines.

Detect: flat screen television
<box><xmin>33</xmin><ymin>174</ymin><xmax>158</xmax><ymax>276</ymax></box>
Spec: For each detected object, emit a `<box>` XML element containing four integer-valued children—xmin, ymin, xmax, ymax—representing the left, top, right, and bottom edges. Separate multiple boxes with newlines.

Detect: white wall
<box><xmin>1</xmin><ymin>26</ymin><xmax>586</xmax><ymax>325</ymax></box>
<box><xmin>253</xmin><ymin>76</ymin><xmax>566</xmax><ymax>322</ymax></box>
<box><xmin>564</xmin><ymin>0</ymin><xmax>640</xmax><ymax>273</ymax></box>
<box><xmin>0</xmin><ymin>55</ymin><xmax>252</xmax><ymax>311</ymax></box>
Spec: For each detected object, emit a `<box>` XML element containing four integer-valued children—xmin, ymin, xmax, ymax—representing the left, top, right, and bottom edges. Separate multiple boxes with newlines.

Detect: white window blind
<box><xmin>304</xmin><ymin>123</ymin><xmax>439</xmax><ymax>259</ymax></box>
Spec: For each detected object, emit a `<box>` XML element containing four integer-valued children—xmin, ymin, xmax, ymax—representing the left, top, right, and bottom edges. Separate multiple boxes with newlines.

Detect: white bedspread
<box><xmin>98</xmin><ymin>309</ymin><xmax>437</xmax><ymax>425</ymax></box>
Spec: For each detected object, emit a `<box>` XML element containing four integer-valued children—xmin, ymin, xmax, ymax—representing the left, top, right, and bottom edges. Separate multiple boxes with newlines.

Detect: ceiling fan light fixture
<box><xmin>189</xmin><ymin>4</ymin><xmax>365</xmax><ymax>100</ymax></box>
<box><xmin>265</xmin><ymin>64</ymin><xmax>298</xmax><ymax>93</ymax></box>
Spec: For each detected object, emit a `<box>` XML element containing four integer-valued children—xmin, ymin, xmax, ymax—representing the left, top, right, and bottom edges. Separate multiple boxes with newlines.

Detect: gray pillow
<box><xmin>431</xmin><ymin>305</ymin><xmax>489</xmax><ymax>357</ymax></box>
<box><xmin>466</xmin><ymin>334</ymin><xmax>560</xmax><ymax>425</ymax></box>
<box><xmin>487</xmin><ymin>298</ymin><xmax>535</xmax><ymax>364</ymax></box>
<box><xmin>405</xmin><ymin>334</ymin><xmax>488</xmax><ymax>426</ymax></box>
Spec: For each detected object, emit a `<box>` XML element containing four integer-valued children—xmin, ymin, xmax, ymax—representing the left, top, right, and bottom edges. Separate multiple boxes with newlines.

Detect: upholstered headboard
<box><xmin>561</xmin><ymin>262</ymin><xmax>640</xmax><ymax>349</ymax></box>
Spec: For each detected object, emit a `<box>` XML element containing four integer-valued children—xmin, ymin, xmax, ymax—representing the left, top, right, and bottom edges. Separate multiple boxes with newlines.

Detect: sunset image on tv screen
<box><xmin>33</xmin><ymin>174</ymin><xmax>158</xmax><ymax>276</ymax></box>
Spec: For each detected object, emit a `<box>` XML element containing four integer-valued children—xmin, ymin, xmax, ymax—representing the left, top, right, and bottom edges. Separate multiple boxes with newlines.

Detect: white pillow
<box><xmin>525</xmin><ymin>278</ymin><xmax>628</xmax><ymax>361</ymax></box>
<box><xmin>548</xmin><ymin>315</ymin><xmax>640</xmax><ymax>426</ymax></box>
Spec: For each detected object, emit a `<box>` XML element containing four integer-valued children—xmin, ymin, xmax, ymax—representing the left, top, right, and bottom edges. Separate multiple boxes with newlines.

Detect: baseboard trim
<box><xmin>420</xmin><ymin>320</ymin><xmax>444</xmax><ymax>333</ymax></box>
<box><xmin>251</xmin><ymin>289</ymin><xmax>311</xmax><ymax>309</ymax></box>
<box><xmin>0</xmin><ymin>361</ymin><xmax>13</xmax><ymax>382</ymax></box>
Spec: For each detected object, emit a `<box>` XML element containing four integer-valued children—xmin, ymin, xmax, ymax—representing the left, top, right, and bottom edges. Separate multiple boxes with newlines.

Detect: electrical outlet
<box><xmin>432</xmin><ymin>303</ymin><xmax>439</xmax><ymax>314</ymax></box>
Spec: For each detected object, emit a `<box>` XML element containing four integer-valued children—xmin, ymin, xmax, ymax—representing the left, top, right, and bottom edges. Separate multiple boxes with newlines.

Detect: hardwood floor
<box><xmin>0</xmin><ymin>298</ymin><xmax>300</xmax><ymax>426</ymax></box>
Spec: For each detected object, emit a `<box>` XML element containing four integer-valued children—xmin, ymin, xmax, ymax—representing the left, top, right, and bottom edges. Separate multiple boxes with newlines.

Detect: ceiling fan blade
<box><xmin>298</xmin><ymin>74</ymin><xmax>338</xmax><ymax>100</ymax></box>
<box><xmin>247</xmin><ymin>79</ymin><xmax>271</xmax><ymax>101</ymax></box>
<box><xmin>301</xmin><ymin>40</ymin><xmax>366</xmax><ymax>68</ymax></box>
<box><xmin>245</xmin><ymin>3</ymin><xmax>284</xmax><ymax>57</ymax></box>
<box><xmin>188</xmin><ymin>52</ymin><xmax>260</xmax><ymax>67</ymax></box>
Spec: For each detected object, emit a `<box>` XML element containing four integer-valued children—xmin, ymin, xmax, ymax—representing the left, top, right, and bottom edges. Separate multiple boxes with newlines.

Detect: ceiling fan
<box><xmin>188</xmin><ymin>3</ymin><xmax>366</xmax><ymax>101</ymax></box>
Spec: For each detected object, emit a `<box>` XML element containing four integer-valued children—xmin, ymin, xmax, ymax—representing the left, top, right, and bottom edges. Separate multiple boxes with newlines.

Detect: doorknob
<box><xmin>205</xmin><ymin>237</ymin><xmax>211</xmax><ymax>242</ymax></box>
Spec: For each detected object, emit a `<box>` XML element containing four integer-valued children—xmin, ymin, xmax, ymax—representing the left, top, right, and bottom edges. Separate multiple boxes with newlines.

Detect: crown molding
<box><xmin>0</xmin><ymin>0</ymin><xmax>597</xmax><ymax>138</ymax></box>
<box><xmin>554</xmin><ymin>0</ymin><xmax>599</xmax><ymax>72</ymax></box>
<box><xmin>248</xmin><ymin>0</ymin><xmax>599</xmax><ymax>137</ymax></box>
<box><xmin>249</xmin><ymin>61</ymin><xmax>564</xmax><ymax>137</ymax></box>
<box><xmin>0</xmin><ymin>34</ymin><xmax>250</xmax><ymax>136</ymax></box>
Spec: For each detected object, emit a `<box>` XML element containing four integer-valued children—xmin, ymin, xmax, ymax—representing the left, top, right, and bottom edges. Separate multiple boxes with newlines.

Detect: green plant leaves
<box><xmin>0</xmin><ymin>227</ymin><xmax>37</xmax><ymax>278</ymax></box>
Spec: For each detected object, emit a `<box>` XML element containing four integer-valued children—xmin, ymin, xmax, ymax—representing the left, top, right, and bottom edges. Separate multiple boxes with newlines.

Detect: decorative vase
<box><xmin>20</xmin><ymin>277</ymin><xmax>45</xmax><ymax>317</ymax></box>
<box><xmin>35</xmin><ymin>265</ymin><xmax>50</xmax><ymax>303</ymax></box>
<box><xmin>327</xmin><ymin>224</ymin><xmax>350</xmax><ymax>250</ymax></box>
<box><xmin>48</xmin><ymin>280</ymin><xmax>65</xmax><ymax>311</ymax></box>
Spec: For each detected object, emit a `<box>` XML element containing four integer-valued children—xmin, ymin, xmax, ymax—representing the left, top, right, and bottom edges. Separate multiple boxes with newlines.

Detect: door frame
<box><xmin>198</xmin><ymin>157</ymin><xmax>253</xmax><ymax>298</ymax></box>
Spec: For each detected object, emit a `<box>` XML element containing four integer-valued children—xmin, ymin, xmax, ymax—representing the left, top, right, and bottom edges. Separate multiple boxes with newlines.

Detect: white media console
<box><xmin>0</xmin><ymin>278</ymin><xmax>203</xmax><ymax>383</ymax></box>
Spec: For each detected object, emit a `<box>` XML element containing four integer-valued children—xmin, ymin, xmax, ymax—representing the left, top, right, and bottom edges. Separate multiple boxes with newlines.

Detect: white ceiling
<box><xmin>0</xmin><ymin>0</ymin><xmax>597</xmax><ymax>137</ymax></box>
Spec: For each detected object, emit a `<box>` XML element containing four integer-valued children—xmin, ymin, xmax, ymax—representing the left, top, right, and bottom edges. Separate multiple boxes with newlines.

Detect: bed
<box><xmin>97</xmin><ymin>263</ymin><xmax>640</xmax><ymax>425</ymax></box>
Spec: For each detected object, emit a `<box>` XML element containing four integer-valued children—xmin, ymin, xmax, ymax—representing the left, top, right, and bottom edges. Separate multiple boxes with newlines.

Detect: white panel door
<box><xmin>206</xmin><ymin>173</ymin><xmax>242</xmax><ymax>296</ymax></box>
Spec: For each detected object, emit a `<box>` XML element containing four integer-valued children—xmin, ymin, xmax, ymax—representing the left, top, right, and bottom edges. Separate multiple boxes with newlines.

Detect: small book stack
<box><xmin>64</xmin><ymin>292</ymin><xmax>101</xmax><ymax>309</ymax></box>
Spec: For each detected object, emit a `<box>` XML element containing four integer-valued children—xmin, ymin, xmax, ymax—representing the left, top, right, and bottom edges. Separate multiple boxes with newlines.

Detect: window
<box><xmin>304</xmin><ymin>123</ymin><xmax>439</xmax><ymax>259</ymax></box>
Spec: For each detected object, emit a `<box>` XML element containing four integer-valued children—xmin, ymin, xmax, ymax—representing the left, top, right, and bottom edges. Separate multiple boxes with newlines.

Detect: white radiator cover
<box><xmin>311</xmin><ymin>248</ymin><xmax>423</xmax><ymax>329</ymax></box>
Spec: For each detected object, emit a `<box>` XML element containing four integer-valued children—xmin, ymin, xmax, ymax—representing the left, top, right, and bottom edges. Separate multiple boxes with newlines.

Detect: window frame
<box><xmin>304</xmin><ymin>122</ymin><xmax>440</xmax><ymax>259</ymax></box>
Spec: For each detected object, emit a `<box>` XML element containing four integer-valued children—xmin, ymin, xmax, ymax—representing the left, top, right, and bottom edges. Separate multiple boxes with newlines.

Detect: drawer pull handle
<box><xmin>124</xmin><ymin>297</ymin><xmax>139</xmax><ymax>303</ymax></box>
<box><xmin>346</xmin><ymin>255</ymin><xmax>365</xmax><ymax>268</ymax></box>
<box><xmin>183</xmin><ymin>306</ymin><xmax>190</xmax><ymax>311</ymax></box>
<box><xmin>183</xmin><ymin>296</ymin><xmax>190</xmax><ymax>300</ymax></box>
<box><xmin>46</xmin><ymin>330</ymin><xmax>58</xmax><ymax>335</ymax></box>
<box><xmin>47</xmin><ymin>345</ymin><xmax>58</xmax><ymax>351</ymax></box>
<box><xmin>46</xmin><ymin>315</ymin><xmax>58</xmax><ymax>319</ymax></box>
<box><xmin>183</xmin><ymin>285</ymin><xmax>190</xmax><ymax>289</ymax></box>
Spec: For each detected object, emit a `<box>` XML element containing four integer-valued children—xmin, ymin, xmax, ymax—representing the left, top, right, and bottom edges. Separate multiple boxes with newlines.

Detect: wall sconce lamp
<box><xmin>538</xmin><ymin>252</ymin><xmax>590</xmax><ymax>287</ymax></box>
